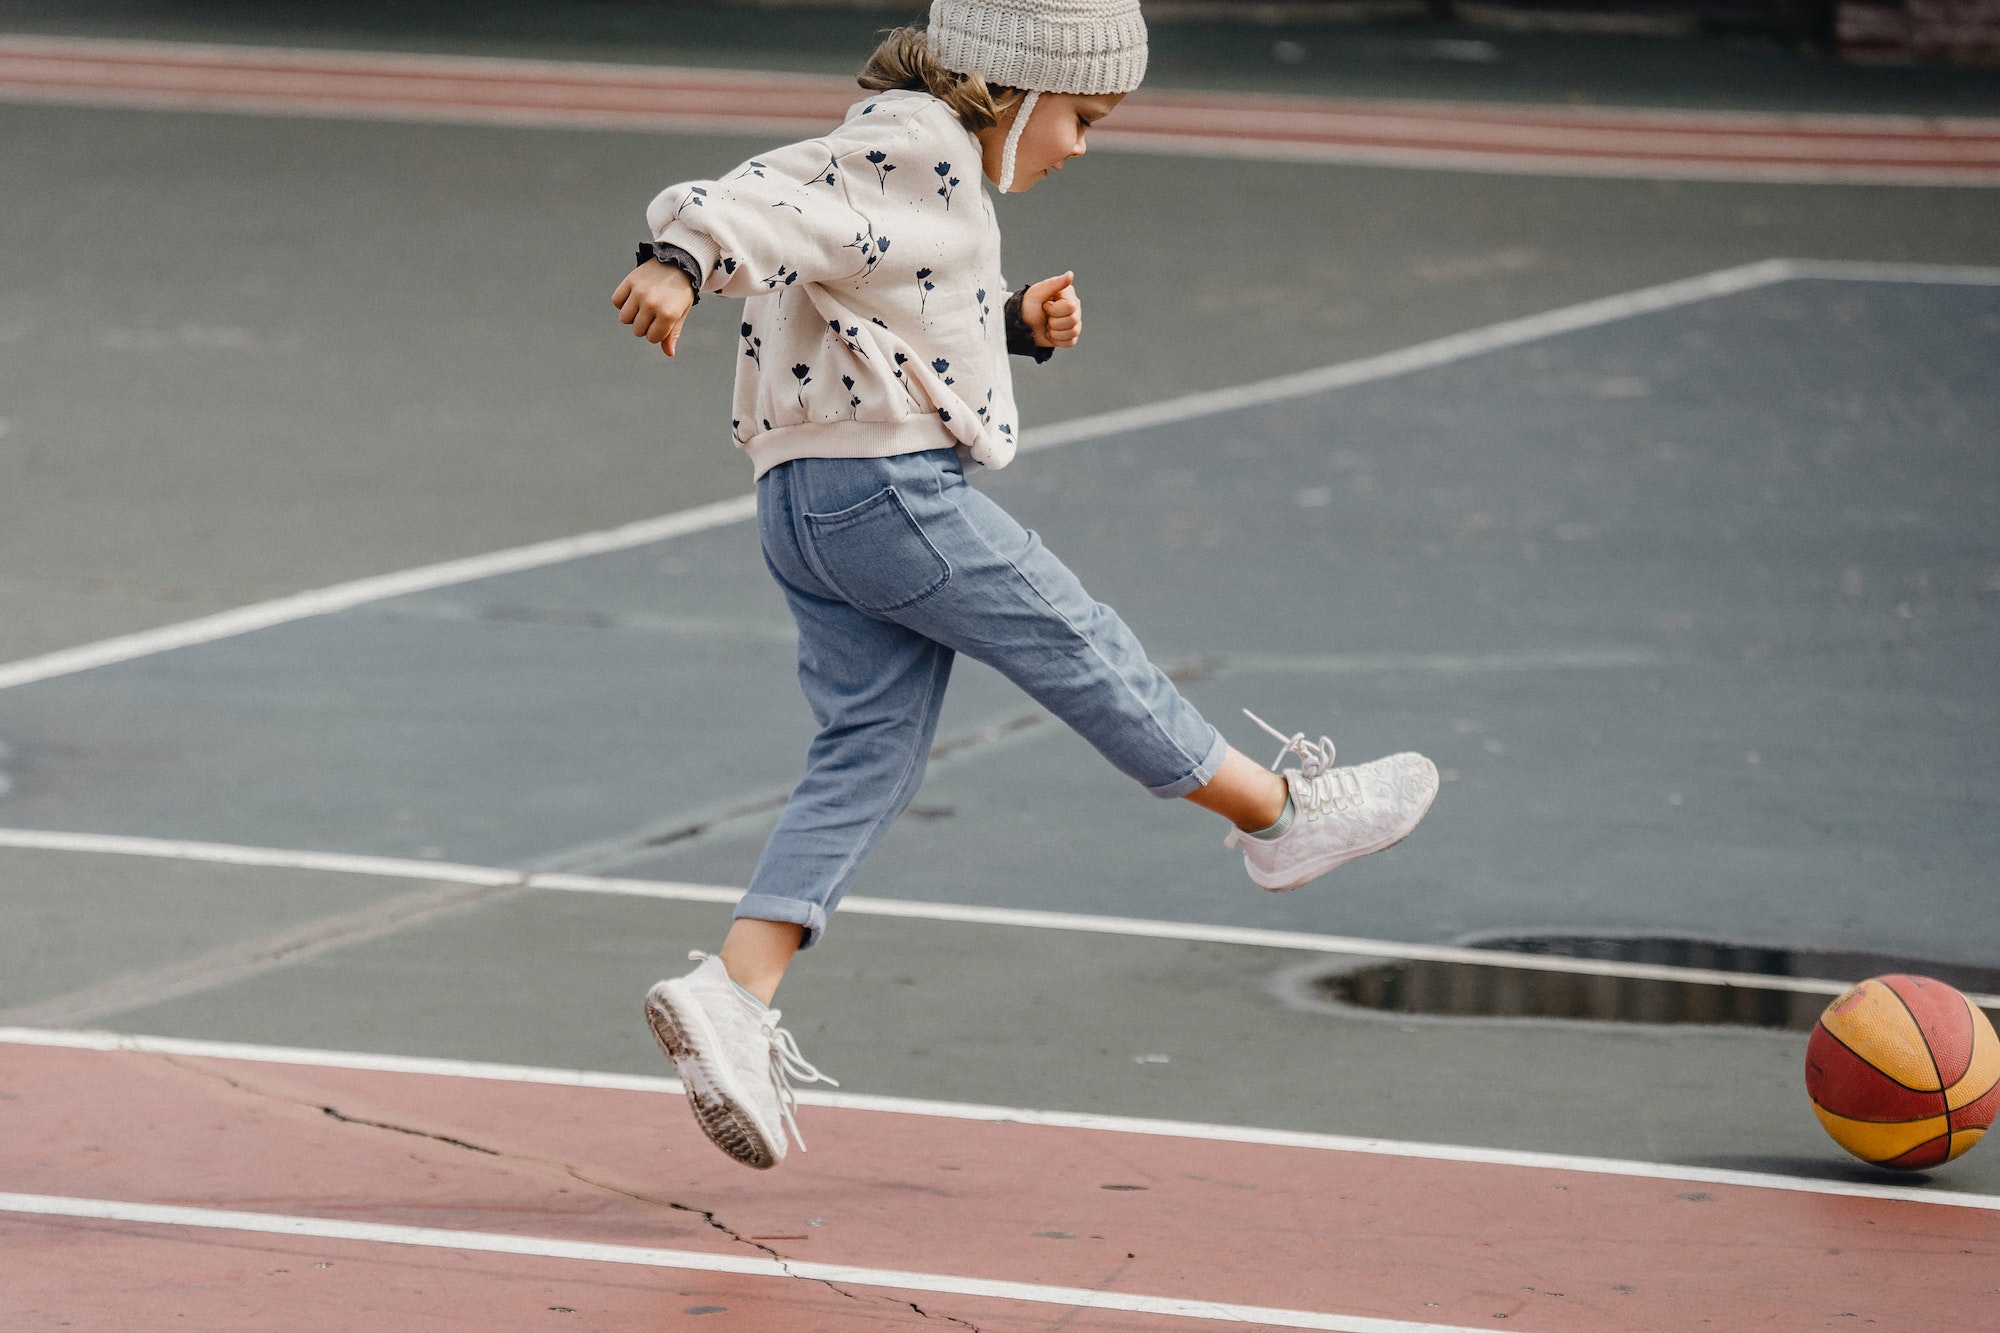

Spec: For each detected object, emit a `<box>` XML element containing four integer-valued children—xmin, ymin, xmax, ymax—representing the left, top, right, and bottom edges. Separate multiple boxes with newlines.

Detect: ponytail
<box><xmin>858</xmin><ymin>25</ymin><xmax>1017</xmax><ymax>133</ymax></box>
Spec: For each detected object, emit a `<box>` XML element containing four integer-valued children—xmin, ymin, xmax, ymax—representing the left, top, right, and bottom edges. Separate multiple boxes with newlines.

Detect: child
<box><xmin>612</xmin><ymin>0</ymin><xmax>1438</xmax><ymax>1170</ymax></box>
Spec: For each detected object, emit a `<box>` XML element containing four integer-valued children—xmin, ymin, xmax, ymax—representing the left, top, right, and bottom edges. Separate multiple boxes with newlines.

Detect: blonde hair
<box><xmin>858</xmin><ymin>25</ymin><xmax>1017</xmax><ymax>133</ymax></box>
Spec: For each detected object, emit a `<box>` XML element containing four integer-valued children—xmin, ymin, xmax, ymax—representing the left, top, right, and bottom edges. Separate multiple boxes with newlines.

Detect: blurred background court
<box><xmin>1</xmin><ymin>2</ymin><xmax>1997</xmax><ymax>1328</ymax></box>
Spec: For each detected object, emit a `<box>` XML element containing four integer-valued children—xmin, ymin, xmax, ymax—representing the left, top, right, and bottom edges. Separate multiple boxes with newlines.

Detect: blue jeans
<box><xmin>738</xmin><ymin>448</ymin><xmax>1226</xmax><ymax>946</ymax></box>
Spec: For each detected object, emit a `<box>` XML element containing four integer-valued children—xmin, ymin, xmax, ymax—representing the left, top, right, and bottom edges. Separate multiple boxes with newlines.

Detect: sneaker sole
<box><xmin>1247</xmin><ymin>778</ymin><xmax>1439</xmax><ymax>893</ymax></box>
<box><xmin>644</xmin><ymin>982</ymin><xmax>781</xmax><ymax>1170</ymax></box>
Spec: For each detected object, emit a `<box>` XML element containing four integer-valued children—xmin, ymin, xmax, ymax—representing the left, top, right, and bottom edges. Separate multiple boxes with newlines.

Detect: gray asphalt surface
<box><xmin>6</xmin><ymin>102</ymin><xmax>1999</xmax><ymax>667</ymax></box>
<box><xmin>5</xmin><ymin>277</ymin><xmax>1995</xmax><ymax>970</ymax></box>
<box><xmin>3</xmin><ymin>10</ymin><xmax>1998</xmax><ymax>1198</ymax></box>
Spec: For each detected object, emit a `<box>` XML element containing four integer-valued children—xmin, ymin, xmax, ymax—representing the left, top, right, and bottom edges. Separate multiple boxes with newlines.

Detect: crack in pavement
<box><xmin>318</xmin><ymin>1104</ymin><xmax>500</xmax><ymax>1156</ymax></box>
<box><xmin>542</xmin><ymin>1176</ymin><xmax>981</xmax><ymax>1329</ymax></box>
<box><xmin>151</xmin><ymin>1053</ymin><xmax>983</xmax><ymax>1328</ymax></box>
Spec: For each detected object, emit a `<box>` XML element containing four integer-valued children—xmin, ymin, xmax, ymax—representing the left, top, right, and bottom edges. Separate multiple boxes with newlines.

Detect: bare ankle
<box><xmin>1184</xmin><ymin>745</ymin><xmax>1289</xmax><ymax>830</ymax></box>
<box><xmin>718</xmin><ymin>918</ymin><xmax>805</xmax><ymax>1005</ymax></box>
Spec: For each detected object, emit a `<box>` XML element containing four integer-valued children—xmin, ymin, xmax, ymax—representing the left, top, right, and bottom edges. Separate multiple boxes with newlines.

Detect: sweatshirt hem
<box><xmin>744</xmin><ymin>416</ymin><xmax>959</xmax><ymax>479</ymax></box>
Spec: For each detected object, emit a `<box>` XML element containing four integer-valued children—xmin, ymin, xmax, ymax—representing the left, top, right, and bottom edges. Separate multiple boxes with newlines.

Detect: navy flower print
<box><xmin>865</xmin><ymin>149</ymin><xmax>896</xmax><ymax>190</ymax></box>
<box><xmin>976</xmin><ymin>288</ymin><xmax>990</xmax><ymax>333</ymax></box>
<box><xmin>761</xmin><ymin>264</ymin><xmax>800</xmax><ymax>302</ymax></box>
<box><xmin>934</xmin><ymin>162</ymin><xmax>959</xmax><ymax>209</ymax></box>
<box><xmin>842</xmin><ymin>374</ymin><xmax>859</xmax><ymax>417</ymax></box>
<box><xmin>741</xmin><ymin>322</ymin><xmax>763</xmax><ymax>369</ymax></box>
<box><xmin>791</xmin><ymin>362</ymin><xmax>812</xmax><ymax>409</ymax></box>
<box><xmin>891</xmin><ymin>352</ymin><xmax>923</xmax><ymax>407</ymax></box>
<box><xmin>800</xmin><ymin>147</ymin><xmax>839</xmax><ymax>187</ymax></box>
<box><xmin>915</xmin><ymin>267</ymin><xmax>935</xmax><ymax>316</ymax></box>
<box><xmin>842</xmin><ymin>223</ymin><xmax>886</xmax><ymax>278</ymax></box>
<box><xmin>826</xmin><ymin>319</ymin><xmax>870</xmax><ymax>360</ymax></box>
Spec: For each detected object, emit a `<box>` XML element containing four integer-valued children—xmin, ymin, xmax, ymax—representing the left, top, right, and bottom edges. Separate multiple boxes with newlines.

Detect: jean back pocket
<box><xmin>802</xmin><ymin>485</ymin><xmax>951</xmax><ymax>614</ymax></box>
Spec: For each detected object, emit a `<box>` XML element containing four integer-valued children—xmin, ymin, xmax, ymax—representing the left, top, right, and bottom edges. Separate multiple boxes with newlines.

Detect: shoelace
<box><xmin>1240</xmin><ymin>708</ymin><xmax>1366</xmax><ymax>826</ymax></box>
<box><xmin>761</xmin><ymin>1010</ymin><xmax>839</xmax><ymax>1152</ymax></box>
<box><xmin>1243</xmin><ymin>708</ymin><xmax>1335</xmax><ymax>779</ymax></box>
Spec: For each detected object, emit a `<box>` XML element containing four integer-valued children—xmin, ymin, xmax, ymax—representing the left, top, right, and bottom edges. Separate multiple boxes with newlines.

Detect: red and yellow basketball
<box><xmin>1805</xmin><ymin>974</ymin><xmax>2000</xmax><ymax>1170</ymax></box>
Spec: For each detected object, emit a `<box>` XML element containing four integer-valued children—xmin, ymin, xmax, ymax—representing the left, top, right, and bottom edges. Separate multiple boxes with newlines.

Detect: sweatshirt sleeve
<box><xmin>646</xmin><ymin>137</ymin><xmax>879</xmax><ymax>301</ymax></box>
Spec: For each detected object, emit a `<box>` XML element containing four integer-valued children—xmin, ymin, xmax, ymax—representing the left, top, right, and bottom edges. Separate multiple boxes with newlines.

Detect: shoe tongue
<box><xmin>692</xmin><ymin>954</ymin><xmax>761</xmax><ymax>1008</ymax></box>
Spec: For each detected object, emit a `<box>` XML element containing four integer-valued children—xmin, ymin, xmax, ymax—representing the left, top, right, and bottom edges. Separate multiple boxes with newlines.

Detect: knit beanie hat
<box><xmin>926</xmin><ymin>0</ymin><xmax>1149</xmax><ymax>98</ymax></box>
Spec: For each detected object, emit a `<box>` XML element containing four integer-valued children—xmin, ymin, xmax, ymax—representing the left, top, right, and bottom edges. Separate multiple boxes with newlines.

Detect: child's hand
<box><xmin>1021</xmin><ymin>271</ymin><xmax>1081</xmax><ymax>349</ymax></box>
<box><xmin>614</xmin><ymin>260</ymin><xmax>696</xmax><ymax>358</ymax></box>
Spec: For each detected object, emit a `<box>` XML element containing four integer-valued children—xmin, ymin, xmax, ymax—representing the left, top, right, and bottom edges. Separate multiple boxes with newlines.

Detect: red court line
<box><xmin>3</xmin><ymin>1042</ymin><xmax>1995</xmax><ymax>1329</ymax></box>
<box><xmin>2</xmin><ymin>34</ymin><xmax>1998</xmax><ymax>183</ymax></box>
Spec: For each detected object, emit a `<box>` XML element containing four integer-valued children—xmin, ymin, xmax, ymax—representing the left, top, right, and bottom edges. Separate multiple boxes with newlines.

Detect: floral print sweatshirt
<box><xmin>648</xmin><ymin>89</ymin><xmax>1029</xmax><ymax>479</ymax></box>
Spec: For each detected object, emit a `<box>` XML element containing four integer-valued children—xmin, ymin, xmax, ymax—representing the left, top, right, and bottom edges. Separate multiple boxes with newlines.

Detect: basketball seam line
<box><xmin>1884</xmin><ymin>979</ymin><xmax>1948</xmax><ymax>1100</ymax></box>
<box><xmin>1947</xmin><ymin>995</ymin><xmax>2000</xmax><ymax>1134</ymax></box>
<box><xmin>1815</xmin><ymin>1022</ymin><xmax>1951</xmax><ymax>1109</ymax></box>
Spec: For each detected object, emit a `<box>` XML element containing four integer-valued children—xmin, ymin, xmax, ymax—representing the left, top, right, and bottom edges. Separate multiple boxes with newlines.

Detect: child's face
<box><xmin>984</xmin><ymin>91</ymin><xmax>1126</xmax><ymax>193</ymax></box>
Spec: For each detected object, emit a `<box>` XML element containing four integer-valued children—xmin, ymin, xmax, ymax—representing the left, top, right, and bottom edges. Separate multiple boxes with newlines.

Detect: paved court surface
<box><xmin>7</xmin><ymin>1038</ymin><xmax>1995</xmax><ymax>1330</ymax></box>
<box><xmin>3</xmin><ymin>13</ymin><xmax>2000</xmax><ymax>1330</ymax></box>
<box><xmin>7</xmin><ymin>83</ymin><xmax>2000</xmax><ymax>666</ymax></box>
<box><xmin>2</xmin><ymin>272</ymin><xmax>1994</xmax><ymax>960</ymax></box>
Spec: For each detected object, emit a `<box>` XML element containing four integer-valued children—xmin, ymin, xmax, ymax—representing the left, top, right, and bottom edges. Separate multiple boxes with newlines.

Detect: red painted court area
<box><xmin>3</xmin><ymin>1040</ymin><xmax>1995</xmax><ymax>1330</ymax></box>
<box><xmin>3</xmin><ymin>34</ymin><xmax>1998</xmax><ymax>183</ymax></box>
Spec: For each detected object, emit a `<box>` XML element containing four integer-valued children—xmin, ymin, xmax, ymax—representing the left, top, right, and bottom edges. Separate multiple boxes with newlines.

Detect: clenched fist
<box><xmin>614</xmin><ymin>260</ymin><xmax>697</xmax><ymax>358</ymax></box>
<box><xmin>1020</xmin><ymin>270</ymin><xmax>1082</xmax><ymax>349</ymax></box>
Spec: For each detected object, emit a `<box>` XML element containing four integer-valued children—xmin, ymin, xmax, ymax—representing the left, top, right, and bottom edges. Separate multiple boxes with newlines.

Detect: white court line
<box><xmin>1021</xmin><ymin>258</ymin><xmax>2000</xmax><ymax>451</ymax></box>
<box><xmin>6</xmin><ymin>1026</ymin><xmax>1998</xmax><ymax>1213</ymax></box>
<box><xmin>0</xmin><ymin>829</ymin><xmax>533</xmax><ymax>887</ymax></box>
<box><xmin>1088</xmin><ymin>129</ymin><xmax>2000</xmax><ymax>187</ymax></box>
<box><xmin>0</xmin><ymin>494</ymin><xmax>753</xmax><ymax>692</ymax></box>
<box><xmin>0</xmin><ymin>1192</ymin><xmax>1477</xmax><ymax>1333</ymax></box>
<box><xmin>11</xmin><ymin>826</ymin><xmax>1995</xmax><ymax>1006</ymax></box>
<box><xmin>6</xmin><ymin>258</ymin><xmax>1995</xmax><ymax>694</ymax></box>
<box><xmin>1786</xmin><ymin>259</ymin><xmax>2000</xmax><ymax>286</ymax></box>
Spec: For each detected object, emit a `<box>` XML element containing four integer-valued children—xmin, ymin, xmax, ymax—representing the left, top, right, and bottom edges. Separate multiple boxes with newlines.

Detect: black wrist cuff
<box><xmin>1003</xmin><ymin>289</ymin><xmax>1055</xmax><ymax>364</ymax></box>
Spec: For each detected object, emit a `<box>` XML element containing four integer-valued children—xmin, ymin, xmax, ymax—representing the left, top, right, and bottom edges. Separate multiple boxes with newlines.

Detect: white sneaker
<box><xmin>643</xmin><ymin>952</ymin><xmax>837</xmax><ymax>1170</ymax></box>
<box><xmin>1225</xmin><ymin>710</ymin><xmax>1439</xmax><ymax>892</ymax></box>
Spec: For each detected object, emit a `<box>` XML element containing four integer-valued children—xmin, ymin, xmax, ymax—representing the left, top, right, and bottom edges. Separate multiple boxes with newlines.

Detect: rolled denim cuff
<box><xmin>731</xmin><ymin>892</ymin><xmax>829</xmax><ymax>950</ymax></box>
<box><xmin>1145</xmin><ymin>724</ymin><xmax>1229</xmax><ymax>799</ymax></box>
